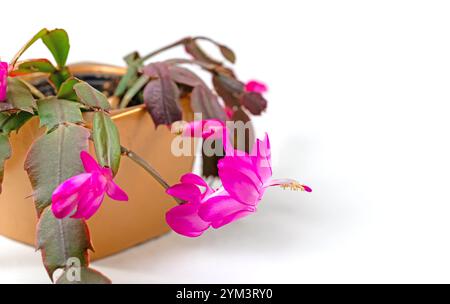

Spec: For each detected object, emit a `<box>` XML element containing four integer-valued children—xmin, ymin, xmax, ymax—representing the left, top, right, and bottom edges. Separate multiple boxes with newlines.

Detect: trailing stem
<box><xmin>120</xmin><ymin>146</ymin><xmax>183</xmax><ymax>205</ymax></box>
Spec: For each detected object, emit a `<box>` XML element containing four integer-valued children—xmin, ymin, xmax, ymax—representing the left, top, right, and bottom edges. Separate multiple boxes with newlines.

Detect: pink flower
<box><xmin>165</xmin><ymin>131</ymin><xmax>311</xmax><ymax>237</ymax></box>
<box><xmin>0</xmin><ymin>62</ymin><xmax>8</xmax><ymax>102</ymax></box>
<box><xmin>215</xmin><ymin>133</ymin><xmax>311</xmax><ymax>203</ymax></box>
<box><xmin>166</xmin><ymin>172</ymin><xmax>257</xmax><ymax>237</ymax></box>
<box><xmin>181</xmin><ymin>119</ymin><xmax>226</xmax><ymax>140</ymax></box>
<box><xmin>51</xmin><ymin>151</ymin><xmax>128</xmax><ymax>220</ymax></box>
<box><xmin>181</xmin><ymin>119</ymin><xmax>238</xmax><ymax>157</ymax></box>
<box><xmin>244</xmin><ymin>80</ymin><xmax>268</xmax><ymax>94</ymax></box>
<box><xmin>165</xmin><ymin>173</ymin><xmax>215</xmax><ymax>237</ymax></box>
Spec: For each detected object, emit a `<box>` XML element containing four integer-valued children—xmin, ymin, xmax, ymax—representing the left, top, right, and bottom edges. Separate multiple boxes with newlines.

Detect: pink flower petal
<box><xmin>260</xmin><ymin>133</ymin><xmax>272</xmax><ymax>160</ymax></box>
<box><xmin>70</xmin><ymin>173</ymin><xmax>108</xmax><ymax>219</ymax></box>
<box><xmin>0</xmin><ymin>62</ymin><xmax>8</xmax><ymax>102</ymax></box>
<box><xmin>223</xmin><ymin>138</ymin><xmax>235</xmax><ymax>156</ymax></box>
<box><xmin>182</xmin><ymin>119</ymin><xmax>237</xmax><ymax>155</ymax></box>
<box><xmin>182</xmin><ymin>120</ymin><xmax>225</xmax><ymax>140</ymax></box>
<box><xmin>181</xmin><ymin>120</ymin><xmax>202</xmax><ymax>137</ymax></box>
<box><xmin>70</xmin><ymin>189</ymin><xmax>104</xmax><ymax>219</ymax></box>
<box><xmin>199</xmin><ymin>194</ymin><xmax>255</xmax><ymax>225</ymax></box>
<box><xmin>71</xmin><ymin>191</ymin><xmax>106</xmax><ymax>220</ymax></box>
<box><xmin>101</xmin><ymin>167</ymin><xmax>114</xmax><ymax>180</ymax></box>
<box><xmin>80</xmin><ymin>151</ymin><xmax>102</xmax><ymax>173</ymax></box>
<box><xmin>106</xmin><ymin>180</ymin><xmax>129</xmax><ymax>201</ymax></box>
<box><xmin>51</xmin><ymin>173</ymin><xmax>92</xmax><ymax>219</ymax></box>
<box><xmin>166</xmin><ymin>203</ymin><xmax>211</xmax><ymax>237</ymax></box>
<box><xmin>166</xmin><ymin>183</ymin><xmax>202</xmax><ymax>203</ymax></box>
<box><xmin>180</xmin><ymin>173</ymin><xmax>213</xmax><ymax>196</ymax></box>
<box><xmin>211</xmin><ymin>210</ymin><xmax>254</xmax><ymax>229</ymax></box>
<box><xmin>200</xmin><ymin>120</ymin><xmax>226</xmax><ymax>139</ymax></box>
<box><xmin>251</xmin><ymin>133</ymin><xmax>272</xmax><ymax>183</ymax></box>
<box><xmin>51</xmin><ymin>151</ymin><xmax>129</xmax><ymax>220</ymax></box>
<box><xmin>218</xmin><ymin>166</ymin><xmax>261</xmax><ymax>206</ymax></box>
<box><xmin>180</xmin><ymin>173</ymin><xmax>208</xmax><ymax>188</ymax></box>
<box><xmin>219</xmin><ymin>156</ymin><xmax>263</xmax><ymax>187</ymax></box>
<box><xmin>244</xmin><ymin>80</ymin><xmax>268</xmax><ymax>94</ymax></box>
<box><xmin>52</xmin><ymin>173</ymin><xmax>91</xmax><ymax>202</ymax></box>
<box><xmin>52</xmin><ymin>193</ymin><xmax>79</xmax><ymax>219</ymax></box>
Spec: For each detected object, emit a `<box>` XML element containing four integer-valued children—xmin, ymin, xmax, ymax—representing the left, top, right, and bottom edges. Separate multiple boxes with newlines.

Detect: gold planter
<box><xmin>0</xmin><ymin>63</ymin><xmax>194</xmax><ymax>260</ymax></box>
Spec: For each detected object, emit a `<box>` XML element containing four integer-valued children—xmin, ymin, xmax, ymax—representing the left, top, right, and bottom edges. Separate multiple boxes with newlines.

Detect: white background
<box><xmin>1</xmin><ymin>0</ymin><xmax>450</xmax><ymax>283</ymax></box>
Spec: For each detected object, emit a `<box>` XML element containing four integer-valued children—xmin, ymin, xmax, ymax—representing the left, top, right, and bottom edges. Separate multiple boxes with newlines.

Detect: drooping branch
<box><xmin>138</xmin><ymin>37</ymin><xmax>191</xmax><ymax>64</ymax></box>
<box><xmin>120</xmin><ymin>146</ymin><xmax>183</xmax><ymax>205</ymax></box>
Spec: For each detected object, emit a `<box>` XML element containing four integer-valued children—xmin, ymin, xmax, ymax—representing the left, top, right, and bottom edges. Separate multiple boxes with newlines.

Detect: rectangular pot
<box><xmin>0</xmin><ymin>64</ymin><xmax>195</xmax><ymax>260</ymax></box>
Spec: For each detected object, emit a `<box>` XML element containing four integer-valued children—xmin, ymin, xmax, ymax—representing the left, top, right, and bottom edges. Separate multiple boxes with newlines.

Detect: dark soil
<box><xmin>33</xmin><ymin>73</ymin><xmax>142</xmax><ymax>107</ymax></box>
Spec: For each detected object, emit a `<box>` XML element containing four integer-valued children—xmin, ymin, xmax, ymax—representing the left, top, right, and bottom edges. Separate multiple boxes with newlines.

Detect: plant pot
<box><xmin>0</xmin><ymin>63</ymin><xmax>195</xmax><ymax>260</ymax></box>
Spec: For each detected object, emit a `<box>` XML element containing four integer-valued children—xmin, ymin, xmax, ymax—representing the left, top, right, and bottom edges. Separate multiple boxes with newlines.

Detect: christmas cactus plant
<box><xmin>0</xmin><ymin>28</ymin><xmax>310</xmax><ymax>284</ymax></box>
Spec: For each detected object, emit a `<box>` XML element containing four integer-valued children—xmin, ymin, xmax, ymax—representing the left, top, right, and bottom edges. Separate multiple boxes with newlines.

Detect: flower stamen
<box><xmin>281</xmin><ymin>181</ymin><xmax>312</xmax><ymax>192</ymax></box>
